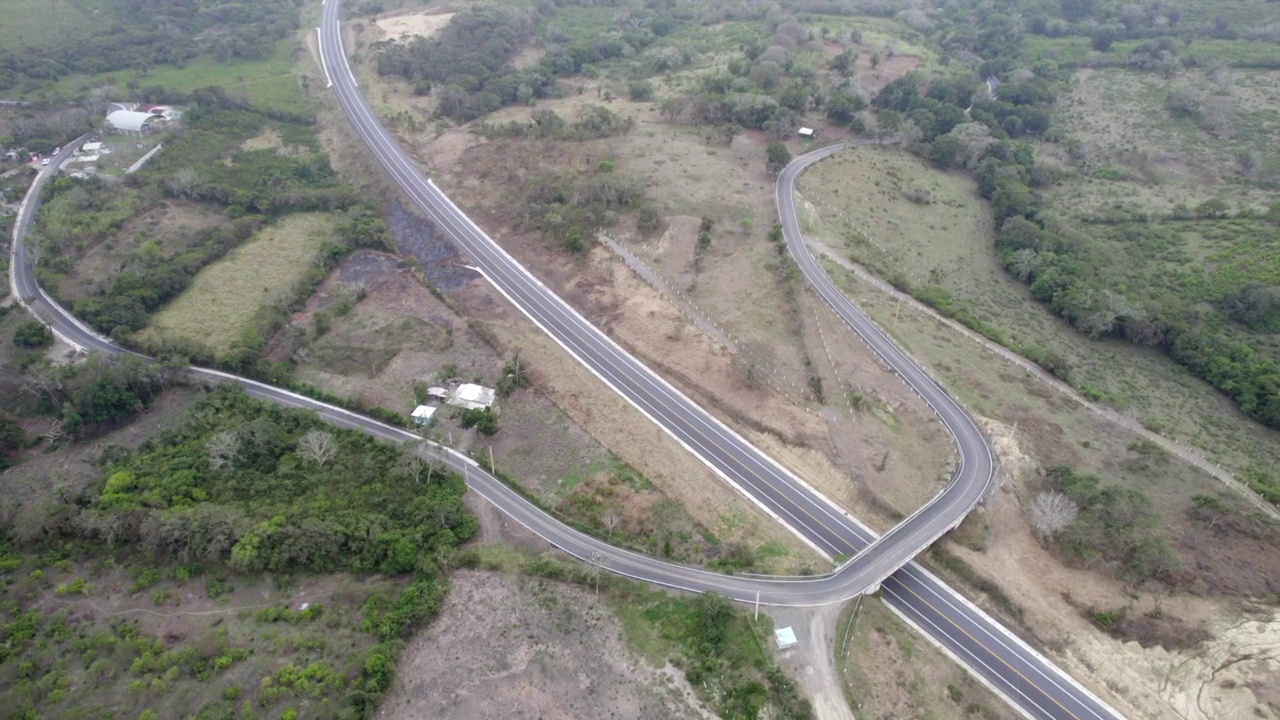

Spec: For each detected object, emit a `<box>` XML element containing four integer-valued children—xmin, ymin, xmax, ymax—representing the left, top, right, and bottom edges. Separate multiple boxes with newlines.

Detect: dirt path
<box><xmin>770</xmin><ymin>605</ymin><xmax>856</xmax><ymax>720</ymax></box>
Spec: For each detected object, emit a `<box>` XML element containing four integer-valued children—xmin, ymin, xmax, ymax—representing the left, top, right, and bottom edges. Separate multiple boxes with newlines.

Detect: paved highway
<box><xmin>316</xmin><ymin>4</ymin><xmax>1123</xmax><ymax>717</ymax></box>
<box><xmin>318</xmin><ymin>0</ymin><xmax>982</xmax><ymax>599</ymax></box>
<box><xmin>5</xmin><ymin>10</ymin><xmax>1126</xmax><ymax>718</ymax></box>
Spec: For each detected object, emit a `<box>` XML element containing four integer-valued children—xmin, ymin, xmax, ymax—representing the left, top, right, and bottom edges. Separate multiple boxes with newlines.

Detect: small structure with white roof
<box><xmin>774</xmin><ymin>626</ymin><xmax>798</xmax><ymax>650</ymax></box>
<box><xmin>426</xmin><ymin>386</ymin><xmax>449</xmax><ymax>400</ymax></box>
<box><xmin>446</xmin><ymin>383</ymin><xmax>496</xmax><ymax>411</ymax></box>
<box><xmin>797</xmin><ymin>127</ymin><xmax>815</xmax><ymax>138</ymax></box>
<box><xmin>105</xmin><ymin>109</ymin><xmax>162</xmax><ymax>136</ymax></box>
<box><xmin>410</xmin><ymin>405</ymin><xmax>437</xmax><ymax>425</ymax></box>
<box><xmin>81</xmin><ymin>141</ymin><xmax>104</xmax><ymax>153</ymax></box>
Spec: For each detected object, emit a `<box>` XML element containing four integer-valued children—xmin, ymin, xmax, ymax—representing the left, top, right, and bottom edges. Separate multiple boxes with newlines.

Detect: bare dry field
<box><xmin>374</xmin><ymin>10</ymin><xmax>456</xmax><ymax>43</ymax></box>
<box><xmin>1045</xmin><ymin>67</ymin><xmax>1280</xmax><ymax>208</ymax></box>
<box><xmin>380</xmin><ymin>569</ymin><xmax>714</xmax><ymax>720</ymax></box>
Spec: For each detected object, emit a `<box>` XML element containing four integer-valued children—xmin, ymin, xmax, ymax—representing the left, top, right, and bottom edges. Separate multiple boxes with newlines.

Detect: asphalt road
<box><xmin>776</xmin><ymin>140</ymin><xmax>997</xmax><ymax>578</ymax></box>
<box><xmin>4</xmin><ymin>11</ymin><xmax>1126</xmax><ymax>717</ymax></box>
<box><xmin>316</xmin><ymin>5</ymin><xmax>1123</xmax><ymax>716</ymax></box>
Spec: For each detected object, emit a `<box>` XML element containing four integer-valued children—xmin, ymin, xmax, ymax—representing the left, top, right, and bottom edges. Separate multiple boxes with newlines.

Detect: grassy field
<box><xmin>837</xmin><ymin>598</ymin><xmax>1017</xmax><ymax>720</ymax></box>
<box><xmin>1047</xmin><ymin>67</ymin><xmax>1280</xmax><ymax>200</ymax></box>
<box><xmin>144</xmin><ymin>212</ymin><xmax>336</xmax><ymax>356</ymax></box>
<box><xmin>798</xmin><ymin>144</ymin><xmax>1280</xmax><ymax>483</ymax></box>
<box><xmin>0</xmin><ymin>0</ymin><xmax>106</xmax><ymax>50</ymax></box>
<box><xmin>46</xmin><ymin>40</ymin><xmax>311</xmax><ymax>114</ymax></box>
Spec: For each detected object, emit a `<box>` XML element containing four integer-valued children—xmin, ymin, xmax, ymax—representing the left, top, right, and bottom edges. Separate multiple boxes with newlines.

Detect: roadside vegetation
<box><xmin>477</xmin><ymin>546</ymin><xmax>813</xmax><ymax>720</ymax></box>
<box><xmin>0</xmin><ymin>385</ymin><xmax>475</xmax><ymax>719</ymax></box>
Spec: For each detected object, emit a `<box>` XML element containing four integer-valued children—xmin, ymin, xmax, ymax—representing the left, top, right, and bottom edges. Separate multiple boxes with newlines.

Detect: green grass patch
<box><xmin>0</xmin><ymin>0</ymin><xmax>106</xmax><ymax>50</ymax></box>
<box><xmin>47</xmin><ymin>40</ymin><xmax>309</xmax><ymax>114</ymax></box>
<box><xmin>143</xmin><ymin>213</ymin><xmax>337</xmax><ymax>356</ymax></box>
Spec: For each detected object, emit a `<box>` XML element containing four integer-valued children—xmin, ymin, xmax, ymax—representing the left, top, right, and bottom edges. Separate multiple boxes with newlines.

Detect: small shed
<box><xmin>797</xmin><ymin>127</ymin><xmax>815</xmax><ymax>138</ymax></box>
<box><xmin>426</xmin><ymin>386</ymin><xmax>449</xmax><ymax>400</ymax></box>
<box><xmin>446</xmin><ymin>383</ymin><xmax>496</xmax><ymax>411</ymax></box>
<box><xmin>774</xmin><ymin>626</ymin><xmax>798</xmax><ymax>650</ymax></box>
<box><xmin>410</xmin><ymin>405</ymin><xmax>437</xmax><ymax>425</ymax></box>
<box><xmin>81</xmin><ymin>141</ymin><xmax>104</xmax><ymax>153</ymax></box>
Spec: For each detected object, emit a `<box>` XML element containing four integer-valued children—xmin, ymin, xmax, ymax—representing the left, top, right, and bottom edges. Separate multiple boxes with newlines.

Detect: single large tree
<box><xmin>297</xmin><ymin>430</ymin><xmax>338</xmax><ymax>467</ymax></box>
<box><xmin>1029</xmin><ymin>491</ymin><xmax>1079</xmax><ymax>539</ymax></box>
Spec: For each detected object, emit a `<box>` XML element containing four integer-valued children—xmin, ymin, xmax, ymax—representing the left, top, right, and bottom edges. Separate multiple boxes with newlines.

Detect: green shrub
<box><xmin>13</xmin><ymin>321</ymin><xmax>54</xmax><ymax>348</ymax></box>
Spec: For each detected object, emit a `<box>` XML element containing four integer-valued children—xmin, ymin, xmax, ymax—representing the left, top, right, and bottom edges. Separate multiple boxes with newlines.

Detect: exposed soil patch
<box><xmin>855</xmin><ymin>53</ymin><xmax>922</xmax><ymax>95</ymax></box>
<box><xmin>379</xmin><ymin>570</ymin><xmax>714</xmax><ymax>720</ymax></box>
<box><xmin>374</xmin><ymin>11</ymin><xmax>456</xmax><ymax>43</ymax></box>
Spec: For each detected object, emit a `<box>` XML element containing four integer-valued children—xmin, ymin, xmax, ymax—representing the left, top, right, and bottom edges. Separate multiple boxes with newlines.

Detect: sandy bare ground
<box><xmin>377</xmin><ymin>570</ymin><xmax>714</xmax><ymax>720</ymax></box>
<box><xmin>374</xmin><ymin>11</ymin><xmax>456</xmax><ymax>42</ymax></box>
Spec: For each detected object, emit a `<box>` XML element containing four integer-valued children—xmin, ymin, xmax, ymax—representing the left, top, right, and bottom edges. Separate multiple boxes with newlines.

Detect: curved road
<box><xmin>317</xmin><ymin>0</ymin><xmax>982</xmax><ymax>600</ymax></box>
<box><xmin>4</xmin><ymin>13</ymin><xmax>1126</xmax><ymax>720</ymax></box>
<box><xmin>777</xmin><ymin>140</ymin><xmax>997</xmax><ymax>570</ymax></box>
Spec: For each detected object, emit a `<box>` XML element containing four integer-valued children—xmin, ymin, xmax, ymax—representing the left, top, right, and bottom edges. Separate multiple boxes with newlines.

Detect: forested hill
<box><xmin>0</xmin><ymin>0</ymin><xmax>298</xmax><ymax>92</ymax></box>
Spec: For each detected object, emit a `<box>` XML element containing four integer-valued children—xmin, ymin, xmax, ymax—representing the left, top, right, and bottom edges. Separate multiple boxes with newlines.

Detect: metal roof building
<box><xmin>446</xmin><ymin>384</ymin><xmax>496</xmax><ymax>411</ymax></box>
<box><xmin>105</xmin><ymin>110</ymin><xmax>160</xmax><ymax>135</ymax></box>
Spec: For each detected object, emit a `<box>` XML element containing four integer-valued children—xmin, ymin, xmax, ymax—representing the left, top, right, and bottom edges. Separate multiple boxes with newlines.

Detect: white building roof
<box><xmin>797</xmin><ymin>127</ymin><xmax>815</xmax><ymax>136</ymax></box>
<box><xmin>774</xmin><ymin>626</ymin><xmax>797</xmax><ymax>649</ymax></box>
<box><xmin>446</xmin><ymin>383</ymin><xmax>496</xmax><ymax>411</ymax></box>
<box><xmin>106</xmin><ymin>110</ymin><xmax>158</xmax><ymax>132</ymax></box>
<box><xmin>427</xmin><ymin>386</ymin><xmax>449</xmax><ymax>398</ymax></box>
<box><xmin>411</xmin><ymin>405</ymin><xmax>437</xmax><ymax>420</ymax></box>
<box><xmin>81</xmin><ymin>141</ymin><xmax>104</xmax><ymax>152</ymax></box>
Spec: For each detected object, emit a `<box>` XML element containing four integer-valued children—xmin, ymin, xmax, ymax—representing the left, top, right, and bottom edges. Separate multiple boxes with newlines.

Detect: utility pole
<box><xmin>488</xmin><ymin>445</ymin><xmax>494</xmax><ymax>472</ymax></box>
<box><xmin>754</xmin><ymin>591</ymin><xmax>761</xmax><ymax>621</ymax></box>
<box><xmin>841</xmin><ymin>594</ymin><xmax>866</xmax><ymax>658</ymax></box>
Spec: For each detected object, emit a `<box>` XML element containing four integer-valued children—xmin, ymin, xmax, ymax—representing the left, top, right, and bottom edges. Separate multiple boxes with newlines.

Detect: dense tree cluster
<box><xmin>13</xmin><ymin>356</ymin><xmax>165</xmax><ymax>439</ymax></box>
<box><xmin>0</xmin><ymin>0</ymin><xmax>299</xmax><ymax>91</ymax></box>
<box><xmin>77</xmin><ymin>388</ymin><xmax>476</xmax><ymax>575</ymax></box>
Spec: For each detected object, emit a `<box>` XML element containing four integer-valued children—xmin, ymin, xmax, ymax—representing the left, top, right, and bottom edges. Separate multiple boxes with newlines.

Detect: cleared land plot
<box><xmin>1046</xmin><ymin>68</ymin><xmax>1280</xmax><ymax>204</ymax></box>
<box><xmin>798</xmin><ymin>145</ymin><xmax>1280</xmax><ymax>482</ymax></box>
<box><xmin>145</xmin><ymin>212</ymin><xmax>335</xmax><ymax>355</ymax></box>
<box><xmin>380</xmin><ymin>569</ymin><xmax>713</xmax><ymax>720</ymax></box>
<box><xmin>57</xmin><ymin>200</ymin><xmax>227</xmax><ymax>304</ymax></box>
